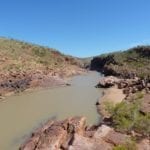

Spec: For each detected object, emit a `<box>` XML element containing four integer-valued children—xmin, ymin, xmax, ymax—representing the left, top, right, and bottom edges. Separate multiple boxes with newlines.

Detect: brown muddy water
<box><xmin>0</xmin><ymin>72</ymin><xmax>103</xmax><ymax>150</ymax></box>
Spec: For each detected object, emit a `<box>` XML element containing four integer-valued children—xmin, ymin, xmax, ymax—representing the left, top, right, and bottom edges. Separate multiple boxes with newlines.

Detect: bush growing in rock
<box><xmin>105</xmin><ymin>100</ymin><xmax>150</xmax><ymax>136</ymax></box>
<box><xmin>113</xmin><ymin>138</ymin><xmax>137</xmax><ymax>150</ymax></box>
<box><xmin>134</xmin><ymin>113</ymin><xmax>150</xmax><ymax>136</ymax></box>
<box><xmin>113</xmin><ymin>145</ymin><xmax>127</xmax><ymax>150</ymax></box>
<box><xmin>112</xmin><ymin>101</ymin><xmax>140</xmax><ymax>132</ymax></box>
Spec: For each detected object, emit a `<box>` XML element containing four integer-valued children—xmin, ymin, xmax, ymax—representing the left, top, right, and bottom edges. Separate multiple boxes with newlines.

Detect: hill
<box><xmin>0</xmin><ymin>38</ymin><xmax>84</xmax><ymax>96</ymax></box>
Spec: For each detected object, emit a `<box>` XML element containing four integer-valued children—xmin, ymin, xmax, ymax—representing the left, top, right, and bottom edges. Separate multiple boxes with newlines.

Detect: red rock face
<box><xmin>0</xmin><ymin>71</ymin><xmax>66</xmax><ymax>96</ymax></box>
<box><xmin>0</xmin><ymin>66</ymin><xmax>85</xmax><ymax>97</ymax></box>
<box><xmin>20</xmin><ymin>116</ymin><xmax>150</xmax><ymax>150</ymax></box>
<box><xmin>19</xmin><ymin>117</ymin><xmax>87</xmax><ymax>150</ymax></box>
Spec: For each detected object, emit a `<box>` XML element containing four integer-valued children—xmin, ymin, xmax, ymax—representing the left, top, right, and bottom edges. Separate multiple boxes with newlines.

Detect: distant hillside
<box><xmin>0</xmin><ymin>38</ymin><xmax>83</xmax><ymax>73</ymax></box>
<box><xmin>80</xmin><ymin>57</ymin><xmax>94</xmax><ymax>68</ymax></box>
<box><xmin>0</xmin><ymin>37</ymin><xmax>84</xmax><ymax>96</ymax></box>
<box><xmin>90</xmin><ymin>46</ymin><xmax>150</xmax><ymax>79</ymax></box>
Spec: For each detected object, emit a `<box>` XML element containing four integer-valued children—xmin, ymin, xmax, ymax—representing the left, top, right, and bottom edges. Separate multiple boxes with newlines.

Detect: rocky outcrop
<box><xmin>96</xmin><ymin>75</ymin><xmax>150</xmax><ymax>118</ymax></box>
<box><xmin>95</xmin><ymin>76</ymin><xmax>147</xmax><ymax>97</ymax></box>
<box><xmin>90</xmin><ymin>46</ymin><xmax>150</xmax><ymax>79</ymax></box>
<box><xmin>20</xmin><ymin>117</ymin><xmax>87</xmax><ymax>150</ymax></box>
<box><xmin>90</xmin><ymin>55</ymin><xmax>117</xmax><ymax>72</ymax></box>
<box><xmin>96</xmin><ymin>75</ymin><xmax>150</xmax><ymax>98</ymax></box>
<box><xmin>117</xmin><ymin>78</ymin><xmax>150</xmax><ymax>95</ymax></box>
<box><xmin>20</xmin><ymin>116</ymin><xmax>149</xmax><ymax>150</ymax></box>
<box><xmin>0</xmin><ymin>71</ymin><xmax>65</xmax><ymax>96</ymax></box>
<box><xmin>0</xmin><ymin>67</ymin><xmax>85</xmax><ymax>97</ymax></box>
<box><xmin>95</xmin><ymin>76</ymin><xmax>120</xmax><ymax>88</ymax></box>
<box><xmin>0</xmin><ymin>73</ymin><xmax>31</xmax><ymax>94</ymax></box>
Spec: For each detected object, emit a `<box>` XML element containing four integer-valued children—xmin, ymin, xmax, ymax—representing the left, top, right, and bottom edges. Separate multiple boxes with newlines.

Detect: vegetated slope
<box><xmin>0</xmin><ymin>37</ymin><xmax>83</xmax><ymax>73</ymax></box>
<box><xmin>91</xmin><ymin>46</ymin><xmax>150</xmax><ymax>79</ymax></box>
<box><xmin>0</xmin><ymin>37</ymin><xmax>84</xmax><ymax>95</ymax></box>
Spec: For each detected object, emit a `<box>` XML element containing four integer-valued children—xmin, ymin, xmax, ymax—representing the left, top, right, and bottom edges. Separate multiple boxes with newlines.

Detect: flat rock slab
<box><xmin>96</xmin><ymin>76</ymin><xmax>120</xmax><ymax>88</ymax></box>
<box><xmin>94</xmin><ymin>125</ymin><xmax>113</xmax><ymax>139</ymax></box>
<box><xmin>103</xmin><ymin>130</ymin><xmax>130</xmax><ymax>146</ymax></box>
<box><xmin>69</xmin><ymin>134</ymin><xmax>112</xmax><ymax>150</ymax></box>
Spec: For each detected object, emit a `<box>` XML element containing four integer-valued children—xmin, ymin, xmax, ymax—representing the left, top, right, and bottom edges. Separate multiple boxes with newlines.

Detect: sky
<box><xmin>0</xmin><ymin>0</ymin><xmax>150</xmax><ymax>57</ymax></box>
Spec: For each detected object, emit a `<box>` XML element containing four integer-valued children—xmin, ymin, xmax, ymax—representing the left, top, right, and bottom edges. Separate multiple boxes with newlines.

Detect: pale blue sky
<box><xmin>0</xmin><ymin>0</ymin><xmax>150</xmax><ymax>57</ymax></box>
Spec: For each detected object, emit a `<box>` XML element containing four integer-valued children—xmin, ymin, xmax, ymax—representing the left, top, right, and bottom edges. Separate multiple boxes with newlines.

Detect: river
<box><xmin>0</xmin><ymin>71</ymin><xmax>103</xmax><ymax>150</ymax></box>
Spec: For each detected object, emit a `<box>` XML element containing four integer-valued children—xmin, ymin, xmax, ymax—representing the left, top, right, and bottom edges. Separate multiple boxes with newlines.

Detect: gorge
<box><xmin>0</xmin><ymin>38</ymin><xmax>149</xmax><ymax>150</ymax></box>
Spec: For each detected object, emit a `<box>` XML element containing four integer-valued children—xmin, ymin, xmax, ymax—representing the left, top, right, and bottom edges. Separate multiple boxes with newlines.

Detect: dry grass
<box><xmin>0</xmin><ymin>38</ymin><xmax>83</xmax><ymax>74</ymax></box>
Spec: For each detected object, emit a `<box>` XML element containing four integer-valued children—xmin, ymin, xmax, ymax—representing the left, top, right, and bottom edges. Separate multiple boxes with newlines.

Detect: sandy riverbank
<box><xmin>97</xmin><ymin>85</ymin><xmax>126</xmax><ymax>118</ymax></box>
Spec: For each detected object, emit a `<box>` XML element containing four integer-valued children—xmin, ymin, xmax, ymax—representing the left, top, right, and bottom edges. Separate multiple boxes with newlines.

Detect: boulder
<box><xmin>68</xmin><ymin>134</ymin><xmax>112</xmax><ymax>150</ymax></box>
<box><xmin>118</xmin><ymin>81</ymin><xmax>128</xmax><ymax>89</ymax></box>
<box><xmin>34</xmin><ymin>124</ymin><xmax>68</xmax><ymax>150</ymax></box>
<box><xmin>96</xmin><ymin>76</ymin><xmax>119</xmax><ymax>88</ymax></box>
<box><xmin>94</xmin><ymin>125</ymin><xmax>113</xmax><ymax>139</ymax></box>
<box><xmin>123</xmin><ymin>88</ymin><xmax>130</xmax><ymax>95</ymax></box>
<box><xmin>103</xmin><ymin>130</ymin><xmax>130</xmax><ymax>146</ymax></box>
<box><xmin>68</xmin><ymin>116</ymin><xmax>86</xmax><ymax>135</ymax></box>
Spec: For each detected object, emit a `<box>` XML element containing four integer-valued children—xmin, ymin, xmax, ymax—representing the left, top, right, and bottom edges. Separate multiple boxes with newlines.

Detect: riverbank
<box><xmin>97</xmin><ymin>85</ymin><xmax>126</xmax><ymax>118</ymax></box>
<box><xmin>95</xmin><ymin>76</ymin><xmax>150</xmax><ymax>149</ymax></box>
<box><xmin>0</xmin><ymin>66</ymin><xmax>86</xmax><ymax>99</ymax></box>
<box><xmin>0</xmin><ymin>38</ymin><xmax>87</xmax><ymax>98</ymax></box>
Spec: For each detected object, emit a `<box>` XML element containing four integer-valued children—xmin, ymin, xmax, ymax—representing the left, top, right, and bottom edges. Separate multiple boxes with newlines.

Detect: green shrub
<box><xmin>112</xmin><ymin>102</ymin><xmax>140</xmax><ymax>132</ymax></box>
<box><xmin>105</xmin><ymin>101</ymin><xmax>150</xmax><ymax>136</ymax></box>
<box><xmin>113</xmin><ymin>145</ymin><xmax>127</xmax><ymax>150</ymax></box>
<box><xmin>135</xmin><ymin>92</ymin><xmax>144</xmax><ymax>99</ymax></box>
<box><xmin>134</xmin><ymin>113</ymin><xmax>150</xmax><ymax>136</ymax></box>
<box><xmin>104</xmin><ymin>101</ymin><xmax>115</xmax><ymax>114</ymax></box>
<box><xmin>32</xmin><ymin>47</ymin><xmax>47</xmax><ymax>57</ymax></box>
<box><xmin>113</xmin><ymin>140</ymin><xmax>136</xmax><ymax>150</ymax></box>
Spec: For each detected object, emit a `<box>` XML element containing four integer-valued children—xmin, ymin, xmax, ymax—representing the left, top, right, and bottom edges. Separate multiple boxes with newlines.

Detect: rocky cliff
<box><xmin>90</xmin><ymin>46</ymin><xmax>150</xmax><ymax>79</ymax></box>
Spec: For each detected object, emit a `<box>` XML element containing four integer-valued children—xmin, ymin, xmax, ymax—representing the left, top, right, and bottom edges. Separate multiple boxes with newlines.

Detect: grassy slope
<box><xmin>0</xmin><ymin>38</ymin><xmax>83</xmax><ymax>74</ymax></box>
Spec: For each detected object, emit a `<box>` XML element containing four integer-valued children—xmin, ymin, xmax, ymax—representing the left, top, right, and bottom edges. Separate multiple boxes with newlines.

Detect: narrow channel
<box><xmin>0</xmin><ymin>71</ymin><xmax>103</xmax><ymax>150</ymax></box>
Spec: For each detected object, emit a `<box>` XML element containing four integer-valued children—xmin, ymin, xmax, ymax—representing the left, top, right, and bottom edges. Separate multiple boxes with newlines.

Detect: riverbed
<box><xmin>0</xmin><ymin>71</ymin><xmax>103</xmax><ymax>150</ymax></box>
